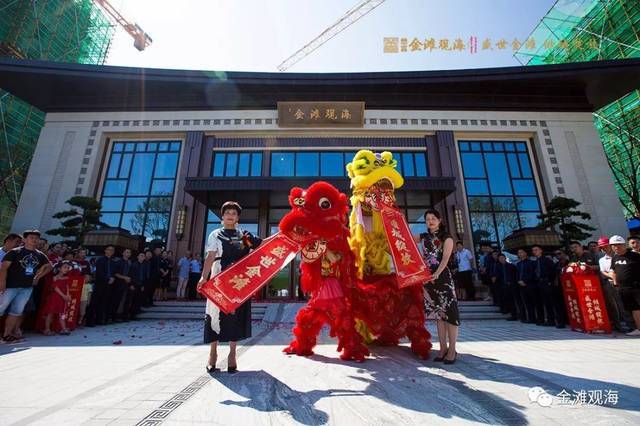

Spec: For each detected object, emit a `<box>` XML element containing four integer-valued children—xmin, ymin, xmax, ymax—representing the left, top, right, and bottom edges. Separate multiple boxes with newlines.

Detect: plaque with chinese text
<box><xmin>278</xmin><ymin>102</ymin><xmax>365</xmax><ymax>128</ymax></box>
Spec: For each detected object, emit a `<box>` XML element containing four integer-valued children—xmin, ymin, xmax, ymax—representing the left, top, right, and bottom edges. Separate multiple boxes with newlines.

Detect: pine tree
<box><xmin>538</xmin><ymin>197</ymin><xmax>595</xmax><ymax>250</ymax></box>
<box><xmin>47</xmin><ymin>196</ymin><xmax>104</xmax><ymax>247</ymax></box>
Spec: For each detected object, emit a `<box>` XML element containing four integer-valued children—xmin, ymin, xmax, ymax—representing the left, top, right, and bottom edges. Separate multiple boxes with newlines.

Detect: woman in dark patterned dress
<box><xmin>414</xmin><ymin>208</ymin><xmax>460</xmax><ymax>364</ymax></box>
<box><xmin>197</xmin><ymin>201</ymin><xmax>262</xmax><ymax>373</ymax></box>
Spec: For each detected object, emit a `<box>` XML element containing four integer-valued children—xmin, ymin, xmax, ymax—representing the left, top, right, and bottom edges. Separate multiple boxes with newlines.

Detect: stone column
<box><xmin>168</xmin><ymin>131</ymin><xmax>206</xmax><ymax>257</ymax></box>
<box><xmin>433</xmin><ymin>131</ymin><xmax>472</xmax><ymax>250</ymax></box>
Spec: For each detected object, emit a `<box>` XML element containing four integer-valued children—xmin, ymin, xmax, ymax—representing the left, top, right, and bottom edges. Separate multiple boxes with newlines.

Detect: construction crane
<box><xmin>277</xmin><ymin>0</ymin><xmax>386</xmax><ymax>71</ymax></box>
<box><xmin>93</xmin><ymin>0</ymin><xmax>153</xmax><ymax>51</ymax></box>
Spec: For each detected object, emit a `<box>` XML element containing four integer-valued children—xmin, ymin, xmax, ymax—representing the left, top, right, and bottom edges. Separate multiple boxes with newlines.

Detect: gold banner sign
<box><xmin>278</xmin><ymin>102</ymin><xmax>364</xmax><ymax>128</ymax></box>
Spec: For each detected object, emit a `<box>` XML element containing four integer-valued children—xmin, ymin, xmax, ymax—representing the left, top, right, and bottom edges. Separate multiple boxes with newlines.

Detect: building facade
<box><xmin>2</xmin><ymin>57</ymin><xmax>638</xmax><ymax>299</ymax></box>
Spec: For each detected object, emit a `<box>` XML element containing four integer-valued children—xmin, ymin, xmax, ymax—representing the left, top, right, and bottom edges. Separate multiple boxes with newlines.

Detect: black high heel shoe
<box><xmin>444</xmin><ymin>351</ymin><xmax>457</xmax><ymax>365</ymax></box>
<box><xmin>228</xmin><ymin>357</ymin><xmax>238</xmax><ymax>373</ymax></box>
<box><xmin>433</xmin><ymin>349</ymin><xmax>448</xmax><ymax>362</ymax></box>
<box><xmin>206</xmin><ymin>356</ymin><xmax>218</xmax><ymax>373</ymax></box>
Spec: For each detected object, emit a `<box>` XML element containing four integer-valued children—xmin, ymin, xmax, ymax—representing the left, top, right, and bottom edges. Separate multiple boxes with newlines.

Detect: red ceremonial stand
<box><xmin>560</xmin><ymin>271</ymin><xmax>611</xmax><ymax>334</ymax></box>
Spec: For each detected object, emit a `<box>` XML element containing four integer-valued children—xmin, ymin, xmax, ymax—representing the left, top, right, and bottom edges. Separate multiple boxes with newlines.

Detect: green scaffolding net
<box><xmin>0</xmin><ymin>0</ymin><xmax>115</xmax><ymax>233</ymax></box>
<box><xmin>516</xmin><ymin>0</ymin><xmax>640</xmax><ymax>219</ymax></box>
<box><xmin>593</xmin><ymin>90</ymin><xmax>640</xmax><ymax>218</ymax></box>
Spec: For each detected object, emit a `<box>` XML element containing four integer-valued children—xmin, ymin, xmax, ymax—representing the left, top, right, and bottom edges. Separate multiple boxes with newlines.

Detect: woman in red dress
<box><xmin>43</xmin><ymin>261</ymin><xmax>73</xmax><ymax>335</ymax></box>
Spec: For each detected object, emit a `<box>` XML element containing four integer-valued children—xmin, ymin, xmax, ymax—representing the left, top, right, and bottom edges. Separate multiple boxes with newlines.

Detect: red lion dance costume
<box><xmin>280</xmin><ymin>181</ymin><xmax>370</xmax><ymax>362</ymax></box>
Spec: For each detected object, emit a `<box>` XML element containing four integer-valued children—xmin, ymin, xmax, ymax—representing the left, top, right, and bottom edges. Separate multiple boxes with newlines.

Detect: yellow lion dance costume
<box><xmin>347</xmin><ymin>150</ymin><xmax>432</xmax><ymax>359</ymax></box>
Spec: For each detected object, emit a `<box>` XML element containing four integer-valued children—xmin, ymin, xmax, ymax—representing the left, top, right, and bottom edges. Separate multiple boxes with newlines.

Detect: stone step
<box><xmin>458</xmin><ymin>300</ymin><xmax>496</xmax><ymax>306</ymax></box>
<box><xmin>141</xmin><ymin>305</ymin><xmax>268</xmax><ymax>313</ymax></box>
<box><xmin>138</xmin><ymin>301</ymin><xmax>506</xmax><ymax>321</ymax></box>
<box><xmin>458</xmin><ymin>305</ymin><xmax>502</xmax><ymax>313</ymax></box>
<box><xmin>137</xmin><ymin>310</ymin><xmax>268</xmax><ymax>321</ymax></box>
<box><xmin>137</xmin><ymin>312</ymin><xmax>509</xmax><ymax>321</ymax></box>
<box><xmin>137</xmin><ymin>312</ymin><xmax>204</xmax><ymax>320</ymax></box>
<box><xmin>459</xmin><ymin>312</ymin><xmax>510</xmax><ymax>320</ymax></box>
<box><xmin>138</xmin><ymin>301</ymin><xmax>268</xmax><ymax>320</ymax></box>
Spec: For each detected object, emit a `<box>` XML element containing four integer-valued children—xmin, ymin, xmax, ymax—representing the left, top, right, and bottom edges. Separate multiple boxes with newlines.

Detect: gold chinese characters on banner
<box><xmin>383</xmin><ymin>36</ymin><xmax>601</xmax><ymax>54</ymax></box>
<box><xmin>278</xmin><ymin>102</ymin><xmax>365</xmax><ymax>128</ymax></box>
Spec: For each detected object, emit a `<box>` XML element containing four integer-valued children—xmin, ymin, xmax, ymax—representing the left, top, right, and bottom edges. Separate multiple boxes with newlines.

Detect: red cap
<box><xmin>597</xmin><ymin>236</ymin><xmax>609</xmax><ymax>247</ymax></box>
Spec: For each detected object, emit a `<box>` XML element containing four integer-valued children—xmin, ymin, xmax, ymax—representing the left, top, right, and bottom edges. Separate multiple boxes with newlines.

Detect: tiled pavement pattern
<box><xmin>0</xmin><ymin>304</ymin><xmax>639</xmax><ymax>425</ymax></box>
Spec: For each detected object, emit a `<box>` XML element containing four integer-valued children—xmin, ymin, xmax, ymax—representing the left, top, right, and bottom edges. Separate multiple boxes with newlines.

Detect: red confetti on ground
<box><xmin>113</xmin><ymin>340</ymin><xmax>123</xmax><ymax>345</ymax></box>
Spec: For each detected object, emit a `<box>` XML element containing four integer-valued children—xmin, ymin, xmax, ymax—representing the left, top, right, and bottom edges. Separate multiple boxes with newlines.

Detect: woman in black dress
<box><xmin>414</xmin><ymin>208</ymin><xmax>459</xmax><ymax>364</ymax></box>
<box><xmin>197</xmin><ymin>201</ymin><xmax>262</xmax><ymax>372</ymax></box>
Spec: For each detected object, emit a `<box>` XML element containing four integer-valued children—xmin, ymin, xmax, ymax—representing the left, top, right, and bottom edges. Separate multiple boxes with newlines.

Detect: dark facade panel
<box><xmin>211</xmin><ymin>137</ymin><xmax>428</xmax><ymax>148</ymax></box>
<box><xmin>184</xmin><ymin>176</ymin><xmax>456</xmax><ymax>205</ymax></box>
<box><xmin>1</xmin><ymin>58</ymin><xmax>639</xmax><ymax>112</ymax></box>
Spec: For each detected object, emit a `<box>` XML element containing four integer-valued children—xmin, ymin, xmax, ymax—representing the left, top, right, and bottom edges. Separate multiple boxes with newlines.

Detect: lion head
<box><xmin>346</xmin><ymin>150</ymin><xmax>404</xmax><ymax>212</ymax></box>
<box><xmin>279</xmin><ymin>181</ymin><xmax>349</xmax><ymax>262</ymax></box>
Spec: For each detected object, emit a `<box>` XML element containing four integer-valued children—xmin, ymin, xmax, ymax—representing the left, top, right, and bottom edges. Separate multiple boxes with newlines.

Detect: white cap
<box><xmin>609</xmin><ymin>235</ymin><xmax>626</xmax><ymax>245</ymax></box>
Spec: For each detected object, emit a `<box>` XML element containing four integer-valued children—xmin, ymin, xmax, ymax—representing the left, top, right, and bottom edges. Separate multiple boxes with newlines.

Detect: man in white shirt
<box><xmin>454</xmin><ymin>241</ymin><xmax>476</xmax><ymax>301</ymax></box>
<box><xmin>0</xmin><ymin>234</ymin><xmax>22</xmax><ymax>262</ymax></box>
<box><xmin>598</xmin><ymin>236</ymin><xmax>630</xmax><ymax>332</ymax></box>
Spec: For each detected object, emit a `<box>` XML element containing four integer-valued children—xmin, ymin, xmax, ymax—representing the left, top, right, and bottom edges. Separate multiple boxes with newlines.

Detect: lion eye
<box><xmin>318</xmin><ymin>197</ymin><xmax>331</xmax><ymax>210</ymax></box>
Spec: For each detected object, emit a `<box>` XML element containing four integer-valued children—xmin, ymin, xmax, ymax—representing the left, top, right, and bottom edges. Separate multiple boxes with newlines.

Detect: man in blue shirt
<box><xmin>86</xmin><ymin>245</ymin><xmax>118</xmax><ymax>326</ymax></box>
<box><xmin>494</xmin><ymin>253</ymin><xmax>518</xmax><ymax>321</ymax></box>
<box><xmin>478</xmin><ymin>242</ymin><xmax>494</xmax><ymax>302</ymax></box>
<box><xmin>113</xmin><ymin>248</ymin><xmax>133</xmax><ymax>322</ymax></box>
<box><xmin>516</xmin><ymin>248</ymin><xmax>538</xmax><ymax>324</ymax></box>
<box><xmin>129</xmin><ymin>252</ymin><xmax>148</xmax><ymax>320</ymax></box>
<box><xmin>487</xmin><ymin>250</ymin><xmax>501</xmax><ymax>308</ymax></box>
<box><xmin>142</xmin><ymin>249</ymin><xmax>157</xmax><ymax>308</ymax></box>
<box><xmin>176</xmin><ymin>250</ymin><xmax>192</xmax><ymax>300</ymax></box>
<box><xmin>532</xmin><ymin>245</ymin><xmax>565</xmax><ymax>328</ymax></box>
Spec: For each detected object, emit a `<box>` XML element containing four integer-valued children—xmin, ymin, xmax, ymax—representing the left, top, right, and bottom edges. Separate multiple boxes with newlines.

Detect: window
<box><xmin>101</xmin><ymin>141</ymin><xmax>181</xmax><ymax>244</ymax></box>
<box><xmin>459</xmin><ymin>140</ymin><xmax>542</xmax><ymax>250</ymax></box>
<box><xmin>270</xmin><ymin>151</ymin><xmax>428</xmax><ymax>177</ymax></box>
<box><xmin>211</xmin><ymin>152</ymin><xmax>262</xmax><ymax>177</ymax></box>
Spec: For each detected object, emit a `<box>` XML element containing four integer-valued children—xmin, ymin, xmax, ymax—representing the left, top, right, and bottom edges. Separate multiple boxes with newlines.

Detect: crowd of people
<box><xmin>1</xmin><ymin>224</ymin><xmax>638</xmax><ymax>345</ymax></box>
<box><xmin>473</xmin><ymin>235</ymin><xmax>640</xmax><ymax>336</ymax></box>
<box><xmin>0</xmin><ymin>230</ymin><xmax>206</xmax><ymax>342</ymax></box>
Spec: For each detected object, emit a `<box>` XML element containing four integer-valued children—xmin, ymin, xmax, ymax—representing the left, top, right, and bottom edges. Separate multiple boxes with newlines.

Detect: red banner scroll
<box><xmin>199</xmin><ymin>233</ymin><xmax>300</xmax><ymax>314</ymax></box>
<box><xmin>35</xmin><ymin>270</ymin><xmax>85</xmax><ymax>332</ymax></box>
<box><xmin>380</xmin><ymin>206</ymin><xmax>432</xmax><ymax>288</ymax></box>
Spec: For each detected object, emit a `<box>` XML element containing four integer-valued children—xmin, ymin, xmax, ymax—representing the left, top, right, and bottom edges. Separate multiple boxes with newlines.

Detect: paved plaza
<box><xmin>0</xmin><ymin>304</ymin><xmax>639</xmax><ymax>425</ymax></box>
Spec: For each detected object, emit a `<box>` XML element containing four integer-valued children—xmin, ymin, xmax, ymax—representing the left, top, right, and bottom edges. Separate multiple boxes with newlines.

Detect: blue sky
<box><xmin>107</xmin><ymin>0</ymin><xmax>557</xmax><ymax>72</ymax></box>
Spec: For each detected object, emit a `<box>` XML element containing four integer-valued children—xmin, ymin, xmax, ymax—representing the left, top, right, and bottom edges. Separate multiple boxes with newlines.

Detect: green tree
<box><xmin>537</xmin><ymin>197</ymin><xmax>595</xmax><ymax>250</ymax></box>
<box><xmin>131</xmin><ymin>195</ymin><xmax>172</xmax><ymax>243</ymax></box>
<box><xmin>47</xmin><ymin>196</ymin><xmax>104</xmax><ymax>247</ymax></box>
